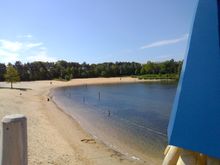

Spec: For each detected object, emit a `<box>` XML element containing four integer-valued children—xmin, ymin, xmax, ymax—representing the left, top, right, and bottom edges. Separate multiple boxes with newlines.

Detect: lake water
<box><xmin>52</xmin><ymin>82</ymin><xmax>177</xmax><ymax>164</ymax></box>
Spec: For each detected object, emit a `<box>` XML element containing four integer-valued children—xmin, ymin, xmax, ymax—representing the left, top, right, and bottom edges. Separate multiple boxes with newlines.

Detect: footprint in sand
<box><xmin>81</xmin><ymin>139</ymin><xmax>96</xmax><ymax>144</ymax></box>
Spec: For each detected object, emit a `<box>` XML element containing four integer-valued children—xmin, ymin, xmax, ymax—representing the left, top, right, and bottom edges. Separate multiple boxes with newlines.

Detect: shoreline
<box><xmin>50</xmin><ymin>93</ymin><xmax>142</xmax><ymax>163</ymax></box>
<box><xmin>50</xmin><ymin>89</ymin><xmax>146</xmax><ymax>164</ymax></box>
<box><xmin>50</xmin><ymin>78</ymin><xmax>166</xmax><ymax>164</ymax></box>
<box><xmin>0</xmin><ymin>77</ymin><xmax>165</xmax><ymax>165</ymax></box>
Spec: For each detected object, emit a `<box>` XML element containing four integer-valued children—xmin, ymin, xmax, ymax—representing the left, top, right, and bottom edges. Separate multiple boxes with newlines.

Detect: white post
<box><xmin>0</xmin><ymin>114</ymin><xmax>27</xmax><ymax>165</ymax></box>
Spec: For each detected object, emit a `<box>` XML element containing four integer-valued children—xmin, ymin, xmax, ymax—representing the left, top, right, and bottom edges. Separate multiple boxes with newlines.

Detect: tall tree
<box><xmin>4</xmin><ymin>65</ymin><xmax>20</xmax><ymax>89</ymax></box>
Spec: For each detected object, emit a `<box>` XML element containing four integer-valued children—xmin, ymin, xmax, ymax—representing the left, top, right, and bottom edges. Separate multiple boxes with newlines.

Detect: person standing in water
<box><xmin>108</xmin><ymin>110</ymin><xmax>111</xmax><ymax>117</ymax></box>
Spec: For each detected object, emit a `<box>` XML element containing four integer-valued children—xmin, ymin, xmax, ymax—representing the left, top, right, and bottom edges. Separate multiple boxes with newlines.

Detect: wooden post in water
<box><xmin>0</xmin><ymin>114</ymin><xmax>27</xmax><ymax>165</ymax></box>
<box><xmin>98</xmin><ymin>92</ymin><xmax>101</xmax><ymax>101</ymax></box>
<box><xmin>83</xmin><ymin>96</ymin><xmax>85</xmax><ymax>103</ymax></box>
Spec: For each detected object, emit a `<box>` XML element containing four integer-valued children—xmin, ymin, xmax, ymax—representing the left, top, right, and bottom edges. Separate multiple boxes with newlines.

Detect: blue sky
<box><xmin>0</xmin><ymin>0</ymin><xmax>198</xmax><ymax>64</ymax></box>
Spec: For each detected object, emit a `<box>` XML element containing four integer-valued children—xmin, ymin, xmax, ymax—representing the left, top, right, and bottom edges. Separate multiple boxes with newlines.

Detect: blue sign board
<box><xmin>168</xmin><ymin>0</ymin><xmax>220</xmax><ymax>159</ymax></box>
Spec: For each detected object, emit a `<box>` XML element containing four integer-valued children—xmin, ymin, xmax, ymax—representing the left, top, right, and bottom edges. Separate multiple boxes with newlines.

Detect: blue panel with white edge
<box><xmin>168</xmin><ymin>0</ymin><xmax>220</xmax><ymax>159</ymax></box>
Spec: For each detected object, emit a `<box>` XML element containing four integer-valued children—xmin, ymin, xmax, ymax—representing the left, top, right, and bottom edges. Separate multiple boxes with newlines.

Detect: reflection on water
<box><xmin>52</xmin><ymin>82</ymin><xmax>177</xmax><ymax>163</ymax></box>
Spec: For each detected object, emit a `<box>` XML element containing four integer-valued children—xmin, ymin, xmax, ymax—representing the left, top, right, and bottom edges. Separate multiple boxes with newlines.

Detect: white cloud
<box><xmin>0</xmin><ymin>49</ymin><xmax>19</xmax><ymax>62</ymax></box>
<box><xmin>39</xmin><ymin>47</ymin><xmax>47</xmax><ymax>51</ymax></box>
<box><xmin>24</xmin><ymin>34</ymin><xmax>33</xmax><ymax>38</ymax></box>
<box><xmin>0</xmin><ymin>39</ymin><xmax>43</xmax><ymax>51</ymax></box>
<box><xmin>27</xmin><ymin>50</ymin><xmax>56</xmax><ymax>62</ymax></box>
<box><xmin>26</xmin><ymin>42</ymin><xmax>43</xmax><ymax>48</ymax></box>
<box><xmin>0</xmin><ymin>35</ymin><xmax>55</xmax><ymax>63</ymax></box>
<box><xmin>140</xmin><ymin>34</ymin><xmax>189</xmax><ymax>49</ymax></box>
<box><xmin>17</xmin><ymin>34</ymin><xmax>33</xmax><ymax>38</ymax></box>
<box><xmin>0</xmin><ymin>40</ymin><xmax>23</xmax><ymax>52</ymax></box>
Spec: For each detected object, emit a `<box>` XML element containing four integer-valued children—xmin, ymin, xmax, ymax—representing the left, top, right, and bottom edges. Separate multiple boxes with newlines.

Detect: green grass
<box><xmin>134</xmin><ymin>74</ymin><xmax>179</xmax><ymax>80</ymax></box>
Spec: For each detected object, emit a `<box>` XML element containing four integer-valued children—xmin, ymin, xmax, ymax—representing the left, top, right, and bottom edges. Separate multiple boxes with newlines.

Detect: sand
<box><xmin>0</xmin><ymin>77</ymin><xmax>163</xmax><ymax>165</ymax></box>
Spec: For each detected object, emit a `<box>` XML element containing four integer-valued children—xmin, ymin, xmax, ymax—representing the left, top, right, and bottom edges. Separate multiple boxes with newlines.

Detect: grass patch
<box><xmin>135</xmin><ymin>74</ymin><xmax>179</xmax><ymax>80</ymax></box>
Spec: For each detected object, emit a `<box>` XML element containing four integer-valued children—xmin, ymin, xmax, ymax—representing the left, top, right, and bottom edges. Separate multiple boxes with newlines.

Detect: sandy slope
<box><xmin>0</xmin><ymin>77</ymin><xmax>162</xmax><ymax>165</ymax></box>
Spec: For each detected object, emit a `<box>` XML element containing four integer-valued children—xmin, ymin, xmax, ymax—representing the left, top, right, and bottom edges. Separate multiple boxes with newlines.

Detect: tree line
<box><xmin>0</xmin><ymin>59</ymin><xmax>182</xmax><ymax>82</ymax></box>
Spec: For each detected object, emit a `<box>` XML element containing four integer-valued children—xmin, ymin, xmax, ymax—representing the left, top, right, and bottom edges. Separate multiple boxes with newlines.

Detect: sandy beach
<box><xmin>0</xmin><ymin>77</ymin><xmax>163</xmax><ymax>165</ymax></box>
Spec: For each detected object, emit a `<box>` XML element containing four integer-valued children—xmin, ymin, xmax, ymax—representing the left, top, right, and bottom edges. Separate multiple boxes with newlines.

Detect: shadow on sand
<box><xmin>0</xmin><ymin>87</ymin><xmax>32</xmax><ymax>91</ymax></box>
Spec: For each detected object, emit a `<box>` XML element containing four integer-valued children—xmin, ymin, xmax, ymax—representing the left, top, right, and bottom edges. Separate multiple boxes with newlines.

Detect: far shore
<box><xmin>0</xmin><ymin>77</ymin><xmax>165</xmax><ymax>165</ymax></box>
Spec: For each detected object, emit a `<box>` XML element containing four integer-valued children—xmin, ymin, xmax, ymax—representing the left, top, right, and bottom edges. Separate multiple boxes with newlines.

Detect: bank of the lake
<box><xmin>52</xmin><ymin>81</ymin><xmax>177</xmax><ymax>164</ymax></box>
<box><xmin>0</xmin><ymin>77</ymin><xmax>170</xmax><ymax>165</ymax></box>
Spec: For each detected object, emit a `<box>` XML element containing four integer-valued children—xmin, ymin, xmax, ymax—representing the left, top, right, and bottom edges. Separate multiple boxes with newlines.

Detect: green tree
<box><xmin>65</xmin><ymin>67</ymin><xmax>73</xmax><ymax>80</ymax></box>
<box><xmin>4</xmin><ymin>65</ymin><xmax>20</xmax><ymax>89</ymax></box>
